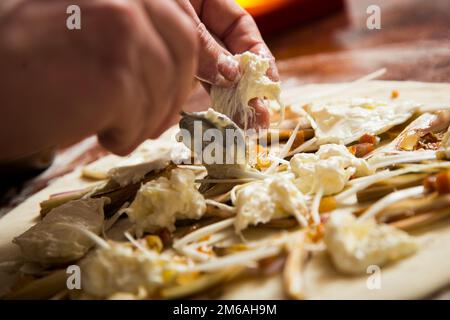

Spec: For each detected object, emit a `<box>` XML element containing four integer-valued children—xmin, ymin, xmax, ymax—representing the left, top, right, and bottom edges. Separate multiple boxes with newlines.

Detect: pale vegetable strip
<box><xmin>178</xmin><ymin>246</ymin><xmax>211</xmax><ymax>262</ymax></box>
<box><xmin>189</xmin><ymin>230</ymin><xmax>235</xmax><ymax>249</ymax></box>
<box><xmin>369</xmin><ymin>151</ymin><xmax>437</xmax><ymax>170</ymax></box>
<box><xmin>174</xmin><ymin>218</ymin><xmax>235</xmax><ymax>248</ymax></box>
<box><xmin>196</xmin><ymin>178</ymin><xmax>255</xmax><ymax>184</ymax></box>
<box><xmin>287</xmin><ymin>137</ymin><xmax>318</xmax><ymax>157</ymax></box>
<box><xmin>161</xmin><ymin>267</ymin><xmax>243</xmax><ymax>299</ymax></box>
<box><xmin>177</xmin><ymin>165</ymin><xmax>206</xmax><ymax>171</ymax></box>
<box><xmin>268</xmin><ymin>155</ymin><xmax>290</xmax><ymax>165</ymax></box>
<box><xmin>336</xmin><ymin>162</ymin><xmax>450</xmax><ymax>202</ymax></box>
<box><xmin>266</xmin><ymin>122</ymin><xmax>302</xmax><ymax>174</ymax></box>
<box><xmin>283</xmin><ymin>232</ymin><xmax>306</xmax><ymax>300</ymax></box>
<box><xmin>310</xmin><ymin>187</ymin><xmax>324</xmax><ymax>225</ymax></box>
<box><xmin>391</xmin><ymin>207</ymin><xmax>450</xmax><ymax>231</ymax></box>
<box><xmin>124</xmin><ymin>232</ymin><xmax>155</xmax><ymax>259</ymax></box>
<box><xmin>182</xmin><ymin>246</ymin><xmax>281</xmax><ymax>273</ymax></box>
<box><xmin>180</xmin><ymin>230</ymin><xmax>234</xmax><ymax>262</ymax></box>
<box><xmin>293</xmin><ymin>210</ymin><xmax>309</xmax><ymax>228</ymax></box>
<box><xmin>359</xmin><ymin>186</ymin><xmax>425</xmax><ymax>222</ymax></box>
<box><xmin>205</xmin><ymin>199</ymin><xmax>236</xmax><ymax>213</ymax></box>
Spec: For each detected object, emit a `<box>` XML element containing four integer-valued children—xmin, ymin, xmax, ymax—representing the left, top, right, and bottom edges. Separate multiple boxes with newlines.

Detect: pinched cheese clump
<box><xmin>80</xmin><ymin>242</ymin><xmax>182</xmax><ymax>298</ymax></box>
<box><xmin>324</xmin><ymin>211</ymin><xmax>418</xmax><ymax>274</ymax></box>
<box><xmin>234</xmin><ymin>174</ymin><xmax>308</xmax><ymax>233</ymax></box>
<box><xmin>290</xmin><ymin>144</ymin><xmax>372</xmax><ymax>195</ymax></box>
<box><xmin>127</xmin><ymin>169</ymin><xmax>206</xmax><ymax>235</ymax></box>
<box><xmin>211</xmin><ymin>52</ymin><xmax>282</xmax><ymax>129</ymax></box>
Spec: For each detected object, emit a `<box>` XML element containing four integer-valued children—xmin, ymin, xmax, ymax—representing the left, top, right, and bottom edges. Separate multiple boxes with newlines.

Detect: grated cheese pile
<box><xmin>126</xmin><ymin>169</ymin><xmax>206</xmax><ymax>236</ymax></box>
<box><xmin>290</xmin><ymin>144</ymin><xmax>372</xmax><ymax>195</ymax></box>
<box><xmin>234</xmin><ymin>174</ymin><xmax>308</xmax><ymax>233</ymax></box>
<box><xmin>80</xmin><ymin>241</ymin><xmax>182</xmax><ymax>298</ymax></box>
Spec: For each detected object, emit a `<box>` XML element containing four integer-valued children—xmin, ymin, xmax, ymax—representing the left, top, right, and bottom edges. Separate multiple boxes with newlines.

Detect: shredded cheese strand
<box><xmin>293</xmin><ymin>210</ymin><xmax>309</xmax><ymax>228</ymax></box>
<box><xmin>196</xmin><ymin>178</ymin><xmax>255</xmax><ymax>184</ymax></box>
<box><xmin>287</xmin><ymin>137</ymin><xmax>318</xmax><ymax>157</ymax></box>
<box><xmin>266</xmin><ymin>121</ymin><xmax>302</xmax><ymax>174</ymax></box>
<box><xmin>358</xmin><ymin>186</ymin><xmax>425</xmax><ymax>222</ymax></box>
<box><xmin>369</xmin><ymin>151</ymin><xmax>437</xmax><ymax>170</ymax></box>
<box><xmin>123</xmin><ymin>232</ymin><xmax>155</xmax><ymax>259</ymax></box>
<box><xmin>181</xmin><ymin>246</ymin><xmax>281</xmax><ymax>273</ymax></box>
<box><xmin>205</xmin><ymin>199</ymin><xmax>236</xmax><ymax>213</ymax></box>
<box><xmin>310</xmin><ymin>187</ymin><xmax>323</xmax><ymax>225</ymax></box>
<box><xmin>336</xmin><ymin>162</ymin><xmax>450</xmax><ymax>202</ymax></box>
<box><xmin>268</xmin><ymin>155</ymin><xmax>290</xmax><ymax>165</ymax></box>
<box><xmin>174</xmin><ymin>218</ymin><xmax>235</xmax><ymax>248</ymax></box>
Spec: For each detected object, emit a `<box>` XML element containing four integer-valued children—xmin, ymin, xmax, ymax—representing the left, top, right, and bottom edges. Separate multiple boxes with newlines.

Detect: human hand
<box><xmin>0</xmin><ymin>0</ymin><xmax>198</xmax><ymax>158</ymax></box>
<box><xmin>175</xmin><ymin>0</ymin><xmax>279</xmax><ymax>129</ymax></box>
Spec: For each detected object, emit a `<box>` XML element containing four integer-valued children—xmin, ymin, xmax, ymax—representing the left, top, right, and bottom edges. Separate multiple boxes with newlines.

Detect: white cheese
<box><xmin>211</xmin><ymin>52</ymin><xmax>282</xmax><ymax>129</ymax></box>
<box><xmin>108</xmin><ymin>142</ymin><xmax>172</xmax><ymax>187</ymax></box>
<box><xmin>80</xmin><ymin>242</ymin><xmax>181</xmax><ymax>298</ymax></box>
<box><xmin>126</xmin><ymin>169</ymin><xmax>206</xmax><ymax>235</ymax></box>
<box><xmin>290</xmin><ymin>144</ymin><xmax>372</xmax><ymax>195</ymax></box>
<box><xmin>305</xmin><ymin>98</ymin><xmax>419</xmax><ymax>145</ymax></box>
<box><xmin>234</xmin><ymin>174</ymin><xmax>308</xmax><ymax>233</ymax></box>
<box><xmin>14</xmin><ymin>198</ymin><xmax>106</xmax><ymax>265</ymax></box>
<box><xmin>324</xmin><ymin>211</ymin><xmax>418</xmax><ymax>274</ymax></box>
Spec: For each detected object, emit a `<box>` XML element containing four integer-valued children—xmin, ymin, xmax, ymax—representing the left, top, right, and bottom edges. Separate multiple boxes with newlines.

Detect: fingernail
<box><xmin>218</xmin><ymin>54</ymin><xmax>240</xmax><ymax>83</ymax></box>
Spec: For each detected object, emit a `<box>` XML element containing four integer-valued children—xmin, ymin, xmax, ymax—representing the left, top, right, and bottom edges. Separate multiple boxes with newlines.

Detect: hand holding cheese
<box><xmin>0</xmin><ymin>0</ymin><xmax>277</xmax><ymax>161</ymax></box>
<box><xmin>176</xmin><ymin>0</ymin><xmax>279</xmax><ymax>129</ymax></box>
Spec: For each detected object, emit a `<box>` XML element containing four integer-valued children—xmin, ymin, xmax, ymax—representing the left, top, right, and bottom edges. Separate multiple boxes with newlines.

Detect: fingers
<box><xmin>175</xmin><ymin>0</ymin><xmax>239</xmax><ymax>87</ymax></box>
<box><xmin>98</xmin><ymin>0</ymin><xmax>199</xmax><ymax>155</ymax></box>
<box><xmin>143</xmin><ymin>0</ymin><xmax>198</xmax><ymax>135</ymax></box>
<box><xmin>189</xmin><ymin>0</ymin><xmax>280</xmax><ymax>81</ymax></box>
<box><xmin>249</xmin><ymin>98</ymin><xmax>271</xmax><ymax>130</ymax></box>
<box><xmin>96</xmin><ymin>0</ymin><xmax>172</xmax><ymax>155</ymax></box>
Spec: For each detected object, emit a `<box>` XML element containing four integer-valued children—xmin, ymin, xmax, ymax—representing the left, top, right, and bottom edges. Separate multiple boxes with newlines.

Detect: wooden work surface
<box><xmin>0</xmin><ymin>0</ymin><xmax>449</xmax><ymax>299</ymax></box>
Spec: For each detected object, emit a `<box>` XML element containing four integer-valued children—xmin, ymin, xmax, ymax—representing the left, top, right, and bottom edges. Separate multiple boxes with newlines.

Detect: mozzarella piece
<box><xmin>234</xmin><ymin>174</ymin><xmax>308</xmax><ymax>233</ymax></box>
<box><xmin>126</xmin><ymin>169</ymin><xmax>206</xmax><ymax>235</ymax></box>
<box><xmin>290</xmin><ymin>144</ymin><xmax>372</xmax><ymax>195</ymax></box>
<box><xmin>324</xmin><ymin>211</ymin><xmax>418</xmax><ymax>274</ymax></box>
<box><xmin>14</xmin><ymin>198</ymin><xmax>106</xmax><ymax>265</ymax></box>
<box><xmin>305</xmin><ymin>98</ymin><xmax>420</xmax><ymax>145</ymax></box>
<box><xmin>80</xmin><ymin>242</ymin><xmax>181</xmax><ymax>298</ymax></box>
<box><xmin>108</xmin><ymin>143</ymin><xmax>172</xmax><ymax>187</ymax></box>
<box><xmin>211</xmin><ymin>52</ymin><xmax>282</xmax><ymax>129</ymax></box>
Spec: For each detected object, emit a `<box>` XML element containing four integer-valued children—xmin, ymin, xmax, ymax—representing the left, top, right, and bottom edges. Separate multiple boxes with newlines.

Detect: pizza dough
<box><xmin>1</xmin><ymin>81</ymin><xmax>450</xmax><ymax>299</ymax></box>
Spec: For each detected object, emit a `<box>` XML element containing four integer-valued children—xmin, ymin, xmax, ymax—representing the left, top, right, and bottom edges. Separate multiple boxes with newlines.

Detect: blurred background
<box><xmin>1</xmin><ymin>0</ymin><xmax>449</xmax><ymax>218</ymax></box>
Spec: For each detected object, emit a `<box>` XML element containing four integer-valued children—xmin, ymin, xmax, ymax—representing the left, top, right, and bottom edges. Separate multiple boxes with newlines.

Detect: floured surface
<box><xmin>1</xmin><ymin>80</ymin><xmax>450</xmax><ymax>299</ymax></box>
